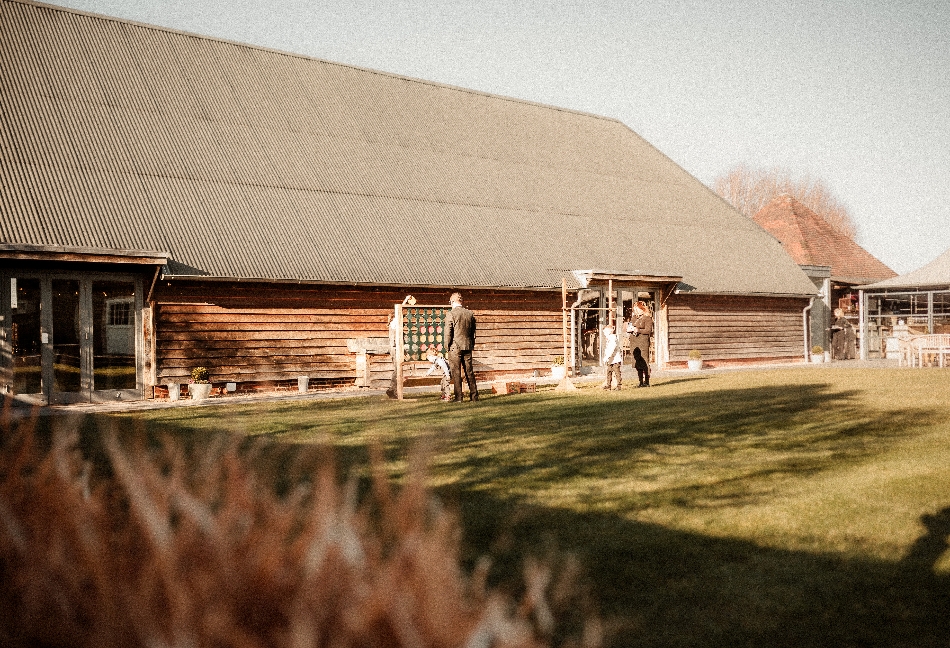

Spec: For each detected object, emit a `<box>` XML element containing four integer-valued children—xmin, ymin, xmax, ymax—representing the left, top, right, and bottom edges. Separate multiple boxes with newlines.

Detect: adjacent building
<box><xmin>858</xmin><ymin>247</ymin><xmax>950</xmax><ymax>358</ymax></box>
<box><xmin>752</xmin><ymin>194</ymin><xmax>896</xmax><ymax>356</ymax></box>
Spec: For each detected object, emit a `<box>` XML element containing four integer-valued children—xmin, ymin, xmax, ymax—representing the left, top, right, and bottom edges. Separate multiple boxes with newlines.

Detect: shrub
<box><xmin>688</xmin><ymin>350</ymin><xmax>702</xmax><ymax>360</ymax></box>
<box><xmin>0</xmin><ymin>415</ymin><xmax>602</xmax><ymax>648</ymax></box>
<box><xmin>811</xmin><ymin>345</ymin><xmax>824</xmax><ymax>355</ymax></box>
<box><xmin>552</xmin><ymin>356</ymin><xmax>565</xmax><ymax>366</ymax></box>
<box><xmin>191</xmin><ymin>366</ymin><xmax>210</xmax><ymax>383</ymax></box>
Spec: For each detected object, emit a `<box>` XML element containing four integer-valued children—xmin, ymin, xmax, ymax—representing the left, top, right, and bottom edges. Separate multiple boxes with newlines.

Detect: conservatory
<box><xmin>859</xmin><ymin>248</ymin><xmax>950</xmax><ymax>360</ymax></box>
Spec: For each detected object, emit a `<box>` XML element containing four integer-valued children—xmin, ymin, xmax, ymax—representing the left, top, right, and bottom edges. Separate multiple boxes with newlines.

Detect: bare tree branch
<box><xmin>713</xmin><ymin>165</ymin><xmax>858</xmax><ymax>240</ymax></box>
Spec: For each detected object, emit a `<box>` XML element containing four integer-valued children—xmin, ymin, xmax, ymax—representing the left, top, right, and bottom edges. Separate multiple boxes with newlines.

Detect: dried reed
<box><xmin>0</xmin><ymin>411</ymin><xmax>601</xmax><ymax>648</ymax></box>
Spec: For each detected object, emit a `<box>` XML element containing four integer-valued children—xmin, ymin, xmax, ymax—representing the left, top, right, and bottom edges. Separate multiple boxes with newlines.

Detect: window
<box><xmin>107</xmin><ymin>300</ymin><xmax>132</xmax><ymax>326</ymax></box>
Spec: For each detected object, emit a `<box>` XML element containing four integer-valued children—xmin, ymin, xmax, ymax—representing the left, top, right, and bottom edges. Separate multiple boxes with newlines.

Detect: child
<box><xmin>632</xmin><ymin>347</ymin><xmax>650</xmax><ymax>387</ymax></box>
<box><xmin>602</xmin><ymin>324</ymin><xmax>622</xmax><ymax>390</ymax></box>
<box><xmin>424</xmin><ymin>350</ymin><xmax>453</xmax><ymax>400</ymax></box>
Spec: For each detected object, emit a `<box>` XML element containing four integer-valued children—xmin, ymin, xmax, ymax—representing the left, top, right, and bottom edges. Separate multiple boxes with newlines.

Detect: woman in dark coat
<box><xmin>831</xmin><ymin>308</ymin><xmax>856</xmax><ymax>360</ymax></box>
<box><xmin>625</xmin><ymin>301</ymin><xmax>654</xmax><ymax>386</ymax></box>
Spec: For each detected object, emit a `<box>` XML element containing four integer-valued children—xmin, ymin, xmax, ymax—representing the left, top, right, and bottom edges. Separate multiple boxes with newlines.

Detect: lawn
<box><xmin>86</xmin><ymin>367</ymin><xmax>950</xmax><ymax>646</ymax></box>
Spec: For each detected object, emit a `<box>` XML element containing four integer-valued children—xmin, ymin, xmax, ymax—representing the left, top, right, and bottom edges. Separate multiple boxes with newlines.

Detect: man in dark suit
<box><xmin>443</xmin><ymin>292</ymin><xmax>478</xmax><ymax>402</ymax></box>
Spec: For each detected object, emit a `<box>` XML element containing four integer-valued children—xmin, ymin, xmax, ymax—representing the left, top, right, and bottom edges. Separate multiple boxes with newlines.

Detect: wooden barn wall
<box><xmin>152</xmin><ymin>281</ymin><xmax>564</xmax><ymax>388</ymax></box>
<box><xmin>666</xmin><ymin>294</ymin><xmax>809</xmax><ymax>363</ymax></box>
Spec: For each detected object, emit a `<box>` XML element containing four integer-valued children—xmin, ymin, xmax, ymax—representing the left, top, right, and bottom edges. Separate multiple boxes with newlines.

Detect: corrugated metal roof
<box><xmin>1</xmin><ymin>0</ymin><xmax>816</xmax><ymax>296</ymax></box>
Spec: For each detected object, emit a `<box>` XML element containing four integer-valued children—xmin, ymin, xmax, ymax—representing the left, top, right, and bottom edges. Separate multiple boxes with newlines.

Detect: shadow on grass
<box><xmin>406</xmin><ymin>382</ymin><xmax>944</xmax><ymax>512</ymax></box>
<box><xmin>451</xmin><ymin>488</ymin><xmax>950</xmax><ymax>648</ymax></box>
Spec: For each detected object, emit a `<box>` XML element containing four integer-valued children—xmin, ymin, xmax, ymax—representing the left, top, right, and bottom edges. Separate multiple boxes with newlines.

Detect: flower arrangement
<box><xmin>688</xmin><ymin>349</ymin><xmax>702</xmax><ymax>360</ymax></box>
<box><xmin>191</xmin><ymin>366</ymin><xmax>210</xmax><ymax>384</ymax></box>
<box><xmin>553</xmin><ymin>356</ymin><xmax>565</xmax><ymax>366</ymax></box>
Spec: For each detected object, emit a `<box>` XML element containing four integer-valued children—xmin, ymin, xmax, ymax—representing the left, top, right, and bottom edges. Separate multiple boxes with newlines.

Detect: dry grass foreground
<box><xmin>0</xmin><ymin>412</ymin><xmax>602</xmax><ymax>648</ymax></box>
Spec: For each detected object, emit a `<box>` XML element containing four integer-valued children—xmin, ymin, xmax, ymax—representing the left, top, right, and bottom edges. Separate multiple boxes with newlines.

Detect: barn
<box><xmin>0</xmin><ymin>0</ymin><xmax>817</xmax><ymax>404</ymax></box>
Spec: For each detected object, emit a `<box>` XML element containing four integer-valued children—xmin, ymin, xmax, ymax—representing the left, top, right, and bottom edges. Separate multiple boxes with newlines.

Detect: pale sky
<box><xmin>43</xmin><ymin>0</ymin><xmax>950</xmax><ymax>274</ymax></box>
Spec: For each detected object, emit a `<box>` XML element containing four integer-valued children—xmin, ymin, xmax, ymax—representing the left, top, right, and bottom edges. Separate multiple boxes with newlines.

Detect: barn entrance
<box><xmin>2</xmin><ymin>271</ymin><xmax>145</xmax><ymax>405</ymax></box>
<box><xmin>569</xmin><ymin>271</ymin><xmax>680</xmax><ymax>373</ymax></box>
<box><xmin>573</xmin><ymin>288</ymin><xmax>659</xmax><ymax>370</ymax></box>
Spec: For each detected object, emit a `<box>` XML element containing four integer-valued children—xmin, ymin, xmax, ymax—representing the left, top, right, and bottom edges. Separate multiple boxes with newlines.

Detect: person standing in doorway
<box><xmin>443</xmin><ymin>292</ymin><xmax>478</xmax><ymax>402</ymax></box>
<box><xmin>831</xmin><ymin>308</ymin><xmax>856</xmax><ymax>360</ymax></box>
<box><xmin>601</xmin><ymin>324</ymin><xmax>623</xmax><ymax>390</ymax></box>
<box><xmin>626</xmin><ymin>300</ymin><xmax>653</xmax><ymax>386</ymax></box>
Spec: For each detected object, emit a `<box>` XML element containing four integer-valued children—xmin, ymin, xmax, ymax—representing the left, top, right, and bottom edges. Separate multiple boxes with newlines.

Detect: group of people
<box><xmin>602</xmin><ymin>300</ymin><xmax>654</xmax><ymax>390</ymax></box>
<box><xmin>387</xmin><ymin>294</ymin><xmax>654</xmax><ymax>401</ymax></box>
<box><xmin>387</xmin><ymin>292</ymin><xmax>479</xmax><ymax>402</ymax></box>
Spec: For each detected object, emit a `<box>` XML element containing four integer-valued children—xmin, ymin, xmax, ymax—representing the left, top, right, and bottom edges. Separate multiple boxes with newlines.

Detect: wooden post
<box><xmin>608</xmin><ymin>279</ymin><xmax>614</xmax><ymax>327</ymax></box>
<box><xmin>555</xmin><ymin>277</ymin><xmax>576</xmax><ymax>391</ymax></box>
<box><xmin>395</xmin><ymin>302</ymin><xmax>404</xmax><ymax>400</ymax></box>
<box><xmin>562</xmin><ymin>279</ymin><xmax>569</xmax><ymax>371</ymax></box>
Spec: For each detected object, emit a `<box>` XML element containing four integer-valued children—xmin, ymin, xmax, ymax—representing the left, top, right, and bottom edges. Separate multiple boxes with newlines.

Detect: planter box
<box><xmin>687</xmin><ymin>359</ymin><xmax>702</xmax><ymax>371</ymax></box>
<box><xmin>506</xmin><ymin>381</ymin><xmax>537</xmax><ymax>394</ymax></box>
<box><xmin>189</xmin><ymin>383</ymin><xmax>212</xmax><ymax>400</ymax></box>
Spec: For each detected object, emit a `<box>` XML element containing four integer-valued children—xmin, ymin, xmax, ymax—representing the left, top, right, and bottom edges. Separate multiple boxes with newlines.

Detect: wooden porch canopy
<box><xmin>571</xmin><ymin>269</ymin><xmax>683</xmax><ymax>301</ymax></box>
<box><xmin>0</xmin><ymin>244</ymin><xmax>169</xmax><ymax>267</ymax></box>
<box><xmin>0</xmin><ymin>244</ymin><xmax>171</xmax><ymax>302</ymax></box>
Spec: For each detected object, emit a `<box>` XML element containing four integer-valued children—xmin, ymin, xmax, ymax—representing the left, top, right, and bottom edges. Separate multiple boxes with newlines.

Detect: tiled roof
<box><xmin>860</xmin><ymin>247</ymin><xmax>950</xmax><ymax>289</ymax></box>
<box><xmin>752</xmin><ymin>195</ymin><xmax>896</xmax><ymax>285</ymax></box>
<box><xmin>0</xmin><ymin>0</ymin><xmax>816</xmax><ymax>296</ymax></box>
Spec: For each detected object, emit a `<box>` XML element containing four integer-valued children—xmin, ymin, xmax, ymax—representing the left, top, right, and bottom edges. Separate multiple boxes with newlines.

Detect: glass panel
<box><xmin>935</xmin><ymin>292</ymin><xmax>950</xmax><ymax>333</ymax></box>
<box><xmin>52</xmin><ymin>279</ymin><xmax>82</xmax><ymax>393</ymax></box>
<box><xmin>92</xmin><ymin>281</ymin><xmax>136</xmax><ymax>390</ymax></box>
<box><xmin>11</xmin><ymin>278</ymin><xmax>42</xmax><ymax>394</ymax></box>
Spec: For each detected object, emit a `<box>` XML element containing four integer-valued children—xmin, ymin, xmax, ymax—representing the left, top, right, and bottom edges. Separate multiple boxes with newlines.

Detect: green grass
<box><xmin>80</xmin><ymin>367</ymin><xmax>950</xmax><ymax>646</ymax></box>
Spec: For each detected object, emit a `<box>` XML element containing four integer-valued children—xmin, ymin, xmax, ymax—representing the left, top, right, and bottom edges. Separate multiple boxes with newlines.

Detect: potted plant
<box><xmin>687</xmin><ymin>349</ymin><xmax>703</xmax><ymax>371</ymax></box>
<box><xmin>551</xmin><ymin>356</ymin><xmax>567</xmax><ymax>380</ymax></box>
<box><xmin>810</xmin><ymin>345</ymin><xmax>825</xmax><ymax>363</ymax></box>
<box><xmin>189</xmin><ymin>366</ymin><xmax>213</xmax><ymax>400</ymax></box>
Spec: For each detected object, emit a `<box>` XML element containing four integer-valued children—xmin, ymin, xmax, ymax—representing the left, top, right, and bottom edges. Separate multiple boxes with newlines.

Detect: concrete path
<box><xmin>4</xmin><ymin>358</ymin><xmax>901</xmax><ymax>418</ymax></box>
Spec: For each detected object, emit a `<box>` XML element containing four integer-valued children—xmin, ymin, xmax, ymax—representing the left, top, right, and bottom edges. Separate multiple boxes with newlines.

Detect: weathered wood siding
<box><xmin>666</xmin><ymin>294</ymin><xmax>808</xmax><ymax>363</ymax></box>
<box><xmin>153</xmin><ymin>282</ymin><xmax>564</xmax><ymax>388</ymax></box>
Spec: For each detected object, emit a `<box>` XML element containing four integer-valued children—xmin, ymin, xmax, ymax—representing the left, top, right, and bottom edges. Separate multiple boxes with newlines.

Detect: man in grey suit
<box><xmin>443</xmin><ymin>292</ymin><xmax>478</xmax><ymax>402</ymax></box>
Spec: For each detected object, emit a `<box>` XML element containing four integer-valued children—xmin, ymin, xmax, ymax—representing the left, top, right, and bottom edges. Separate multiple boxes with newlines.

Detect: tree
<box><xmin>713</xmin><ymin>165</ymin><xmax>857</xmax><ymax>240</ymax></box>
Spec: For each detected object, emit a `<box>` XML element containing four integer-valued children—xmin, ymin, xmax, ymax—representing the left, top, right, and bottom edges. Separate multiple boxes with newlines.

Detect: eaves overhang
<box><xmin>0</xmin><ymin>243</ymin><xmax>169</xmax><ymax>266</ymax></box>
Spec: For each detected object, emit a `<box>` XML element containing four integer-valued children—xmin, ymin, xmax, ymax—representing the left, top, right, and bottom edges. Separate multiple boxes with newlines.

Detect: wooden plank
<box><xmin>162</xmin><ymin>346</ymin><xmax>350</xmax><ymax>359</ymax></box>
<box><xmin>159</xmin><ymin>321</ymin><xmax>388</xmax><ymax>332</ymax></box>
<box><xmin>157</xmin><ymin>369</ymin><xmax>357</xmax><ymax>382</ymax></box>
<box><xmin>157</xmin><ymin>330</ymin><xmax>367</xmax><ymax>341</ymax></box>
<box><xmin>159</xmin><ymin>361</ymin><xmax>354</xmax><ymax>375</ymax></box>
<box><xmin>671</xmin><ymin>334</ymin><xmax>802</xmax><ymax>344</ymax></box>
<box><xmin>159</xmin><ymin>312</ymin><xmax>390</xmax><ymax>324</ymax></box>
